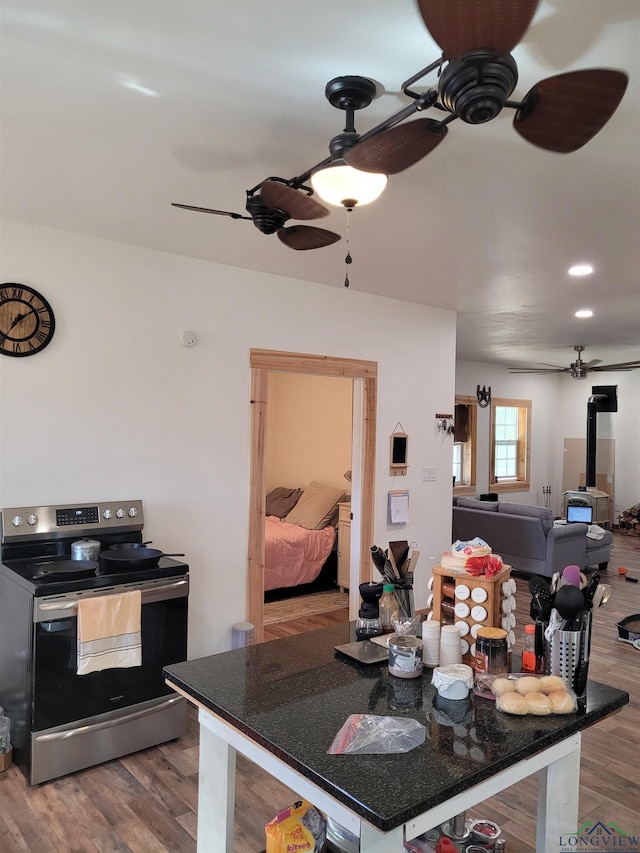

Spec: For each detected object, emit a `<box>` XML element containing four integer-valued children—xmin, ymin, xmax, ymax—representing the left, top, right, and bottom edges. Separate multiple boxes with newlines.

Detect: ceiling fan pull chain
<box><xmin>344</xmin><ymin>207</ymin><xmax>352</xmax><ymax>287</ymax></box>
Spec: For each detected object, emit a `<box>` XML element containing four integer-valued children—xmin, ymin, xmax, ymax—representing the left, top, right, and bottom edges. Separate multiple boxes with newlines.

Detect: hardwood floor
<box><xmin>1</xmin><ymin>534</ymin><xmax>638</xmax><ymax>852</ymax></box>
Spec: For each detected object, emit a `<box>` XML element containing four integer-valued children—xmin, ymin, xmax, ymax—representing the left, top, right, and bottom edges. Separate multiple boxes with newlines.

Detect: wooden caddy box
<box><xmin>431</xmin><ymin>563</ymin><xmax>512</xmax><ymax>666</ymax></box>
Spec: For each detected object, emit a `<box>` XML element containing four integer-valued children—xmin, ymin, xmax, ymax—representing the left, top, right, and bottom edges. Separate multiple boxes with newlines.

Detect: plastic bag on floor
<box><xmin>265</xmin><ymin>799</ymin><xmax>326</xmax><ymax>853</ymax></box>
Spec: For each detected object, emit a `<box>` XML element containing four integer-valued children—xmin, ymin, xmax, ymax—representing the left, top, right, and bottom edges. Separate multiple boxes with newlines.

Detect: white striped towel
<box><xmin>77</xmin><ymin>590</ymin><xmax>142</xmax><ymax>675</ymax></box>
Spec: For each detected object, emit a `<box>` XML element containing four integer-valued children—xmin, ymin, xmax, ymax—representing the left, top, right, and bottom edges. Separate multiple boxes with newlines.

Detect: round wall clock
<box><xmin>0</xmin><ymin>283</ymin><xmax>56</xmax><ymax>357</ymax></box>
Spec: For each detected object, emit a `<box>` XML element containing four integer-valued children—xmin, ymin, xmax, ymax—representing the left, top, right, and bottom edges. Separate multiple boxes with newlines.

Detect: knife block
<box><xmin>431</xmin><ymin>564</ymin><xmax>513</xmax><ymax>666</ymax></box>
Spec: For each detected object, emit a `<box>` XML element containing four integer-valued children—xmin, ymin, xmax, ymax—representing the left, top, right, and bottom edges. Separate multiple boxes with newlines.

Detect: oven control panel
<box><xmin>1</xmin><ymin>500</ymin><xmax>144</xmax><ymax>543</ymax></box>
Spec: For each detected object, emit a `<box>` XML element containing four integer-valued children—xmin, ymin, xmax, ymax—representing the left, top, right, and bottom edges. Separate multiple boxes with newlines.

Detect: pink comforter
<box><xmin>264</xmin><ymin>516</ymin><xmax>336</xmax><ymax>591</ymax></box>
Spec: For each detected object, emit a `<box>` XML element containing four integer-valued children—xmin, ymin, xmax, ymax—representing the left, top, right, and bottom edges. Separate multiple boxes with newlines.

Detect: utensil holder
<box><xmin>544</xmin><ymin>630</ymin><xmax>582</xmax><ymax>688</ymax></box>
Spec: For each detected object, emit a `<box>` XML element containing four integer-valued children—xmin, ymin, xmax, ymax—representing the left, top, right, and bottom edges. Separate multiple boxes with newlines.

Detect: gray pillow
<box><xmin>265</xmin><ymin>487</ymin><xmax>303</xmax><ymax>519</ymax></box>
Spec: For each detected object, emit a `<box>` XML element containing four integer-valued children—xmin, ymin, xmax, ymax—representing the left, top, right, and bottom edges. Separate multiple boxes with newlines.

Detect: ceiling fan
<box><xmin>172</xmin><ymin>0</ymin><xmax>628</xmax><ymax>250</ymax></box>
<box><xmin>172</xmin><ymin>180</ymin><xmax>340</xmax><ymax>251</ymax></box>
<box><xmin>508</xmin><ymin>346</ymin><xmax>640</xmax><ymax>380</ymax></box>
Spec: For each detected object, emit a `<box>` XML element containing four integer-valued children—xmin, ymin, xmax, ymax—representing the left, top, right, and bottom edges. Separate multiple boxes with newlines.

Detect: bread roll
<box><xmin>525</xmin><ymin>692</ymin><xmax>552</xmax><ymax>715</ymax></box>
<box><xmin>538</xmin><ymin>675</ymin><xmax>565</xmax><ymax>695</ymax></box>
<box><xmin>515</xmin><ymin>676</ymin><xmax>542</xmax><ymax>695</ymax></box>
<box><xmin>548</xmin><ymin>690</ymin><xmax>576</xmax><ymax>715</ymax></box>
<box><xmin>491</xmin><ymin>677</ymin><xmax>516</xmax><ymax>696</ymax></box>
<box><xmin>497</xmin><ymin>692</ymin><xmax>528</xmax><ymax>715</ymax></box>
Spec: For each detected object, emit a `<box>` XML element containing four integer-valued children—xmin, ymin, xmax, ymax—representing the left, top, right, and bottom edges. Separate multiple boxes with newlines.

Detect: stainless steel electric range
<box><xmin>0</xmin><ymin>499</ymin><xmax>189</xmax><ymax>785</ymax></box>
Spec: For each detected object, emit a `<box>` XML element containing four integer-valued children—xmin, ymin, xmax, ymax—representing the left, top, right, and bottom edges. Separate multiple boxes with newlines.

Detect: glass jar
<box><xmin>474</xmin><ymin>627</ymin><xmax>509</xmax><ymax>697</ymax></box>
<box><xmin>475</xmin><ymin>627</ymin><xmax>508</xmax><ymax>675</ymax></box>
<box><xmin>388</xmin><ymin>635</ymin><xmax>423</xmax><ymax>679</ymax></box>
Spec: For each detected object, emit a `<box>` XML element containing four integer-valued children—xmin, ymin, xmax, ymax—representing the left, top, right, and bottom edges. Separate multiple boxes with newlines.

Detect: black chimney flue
<box><xmin>586</xmin><ymin>386</ymin><xmax>618</xmax><ymax>488</ymax></box>
<box><xmin>585</xmin><ymin>398</ymin><xmax>599</xmax><ymax>487</ymax></box>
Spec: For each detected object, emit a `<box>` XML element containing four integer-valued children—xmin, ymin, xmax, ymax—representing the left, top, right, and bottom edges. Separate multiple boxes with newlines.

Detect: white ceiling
<box><xmin>1</xmin><ymin>0</ymin><xmax>639</xmax><ymax>371</ymax></box>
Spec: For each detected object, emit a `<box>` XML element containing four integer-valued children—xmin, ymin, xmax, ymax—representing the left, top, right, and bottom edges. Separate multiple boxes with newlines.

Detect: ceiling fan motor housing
<box><xmin>439</xmin><ymin>51</ymin><xmax>518</xmax><ymax>124</ymax></box>
<box><xmin>246</xmin><ymin>195</ymin><xmax>288</xmax><ymax>234</ymax></box>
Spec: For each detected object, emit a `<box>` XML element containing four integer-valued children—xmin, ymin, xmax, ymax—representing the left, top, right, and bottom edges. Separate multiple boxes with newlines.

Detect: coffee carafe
<box><xmin>355</xmin><ymin>581</ymin><xmax>384</xmax><ymax>641</ymax></box>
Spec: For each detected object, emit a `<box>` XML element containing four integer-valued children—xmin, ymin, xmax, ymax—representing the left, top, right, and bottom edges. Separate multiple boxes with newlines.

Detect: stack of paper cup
<box><xmin>422</xmin><ymin>620</ymin><xmax>441</xmax><ymax>667</ymax></box>
<box><xmin>440</xmin><ymin>624</ymin><xmax>462</xmax><ymax>666</ymax></box>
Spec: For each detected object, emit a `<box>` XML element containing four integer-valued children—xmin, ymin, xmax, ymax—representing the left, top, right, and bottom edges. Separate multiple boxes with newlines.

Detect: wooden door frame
<box><xmin>247</xmin><ymin>349</ymin><xmax>377</xmax><ymax>642</ymax></box>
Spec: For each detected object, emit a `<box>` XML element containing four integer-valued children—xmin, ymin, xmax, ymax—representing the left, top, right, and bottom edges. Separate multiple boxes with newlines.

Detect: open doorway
<box><xmin>247</xmin><ymin>349</ymin><xmax>377</xmax><ymax>642</ymax></box>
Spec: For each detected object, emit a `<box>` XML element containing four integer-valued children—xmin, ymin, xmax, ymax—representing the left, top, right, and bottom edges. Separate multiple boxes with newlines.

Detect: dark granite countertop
<box><xmin>164</xmin><ymin>622</ymin><xmax>629</xmax><ymax>832</ymax></box>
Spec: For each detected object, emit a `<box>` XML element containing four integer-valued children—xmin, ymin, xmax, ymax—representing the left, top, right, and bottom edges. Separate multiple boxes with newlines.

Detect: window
<box><xmin>490</xmin><ymin>397</ymin><xmax>531</xmax><ymax>492</ymax></box>
<box><xmin>452</xmin><ymin>442</ymin><xmax>463</xmax><ymax>484</ymax></box>
<box><xmin>452</xmin><ymin>396</ymin><xmax>477</xmax><ymax>495</ymax></box>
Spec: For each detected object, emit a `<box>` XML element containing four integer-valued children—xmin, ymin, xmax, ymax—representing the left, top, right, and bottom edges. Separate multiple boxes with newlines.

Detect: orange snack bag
<box><xmin>265</xmin><ymin>800</ymin><xmax>326</xmax><ymax>853</ymax></box>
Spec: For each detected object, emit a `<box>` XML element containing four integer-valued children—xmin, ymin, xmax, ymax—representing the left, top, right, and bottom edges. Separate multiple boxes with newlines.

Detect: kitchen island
<box><xmin>164</xmin><ymin>622</ymin><xmax>628</xmax><ymax>852</ymax></box>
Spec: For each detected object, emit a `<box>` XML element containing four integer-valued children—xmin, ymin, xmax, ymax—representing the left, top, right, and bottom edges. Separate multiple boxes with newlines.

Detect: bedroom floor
<box><xmin>263</xmin><ymin>589</ymin><xmax>349</xmax><ymax>627</ymax></box>
<box><xmin>263</xmin><ymin>595</ymin><xmax>349</xmax><ymax>639</ymax></box>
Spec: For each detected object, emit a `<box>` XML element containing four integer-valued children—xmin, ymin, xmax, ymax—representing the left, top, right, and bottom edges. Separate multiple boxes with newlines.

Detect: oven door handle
<box><xmin>34</xmin><ymin>695</ymin><xmax>184</xmax><ymax>742</ymax></box>
<box><xmin>38</xmin><ymin>601</ymin><xmax>79</xmax><ymax>611</ymax></box>
<box><xmin>37</xmin><ymin>578</ymin><xmax>189</xmax><ymax>614</ymax></box>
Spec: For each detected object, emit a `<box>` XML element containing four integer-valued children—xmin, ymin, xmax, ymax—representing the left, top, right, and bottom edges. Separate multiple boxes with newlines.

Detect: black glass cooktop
<box><xmin>1</xmin><ymin>554</ymin><xmax>189</xmax><ymax>596</ymax></box>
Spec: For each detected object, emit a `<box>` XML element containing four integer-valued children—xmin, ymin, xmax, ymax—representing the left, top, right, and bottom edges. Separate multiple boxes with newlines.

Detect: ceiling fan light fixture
<box><xmin>310</xmin><ymin>161</ymin><xmax>387</xmax><ymax>208</ymax></box>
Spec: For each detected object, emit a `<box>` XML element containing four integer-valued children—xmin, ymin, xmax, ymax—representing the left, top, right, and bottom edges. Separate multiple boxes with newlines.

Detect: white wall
<box><xmin>456</xmin><ymin>360</ymin><xmax>640</xmax><ymax>516</ymax></box>
<box><xmin>265</xmin><ymin>373</ymin><xmax>352</xmax><ymax>493</ymax></box>
<box><xmin>1</xmin><ymin>219</ymin><xmax>456</xmax><ymax>657</ymax></box>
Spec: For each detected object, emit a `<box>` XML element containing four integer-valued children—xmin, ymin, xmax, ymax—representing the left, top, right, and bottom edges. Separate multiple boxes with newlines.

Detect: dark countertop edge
<box><xmin>164</xmin><ymin>667</ymin><xmax>630</xmax><ymax>832</ymax></box>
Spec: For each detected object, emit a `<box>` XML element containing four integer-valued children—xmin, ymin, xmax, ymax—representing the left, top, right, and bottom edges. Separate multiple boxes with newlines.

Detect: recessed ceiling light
<box><xmin>575</xmin><ymin>309</ymin><xmax>593</xmax><ymax>318</ymax></box>
<box><xmin>568</xmin><ymin>263</ymin><xmax>594</xmax><ymax>277</ymax></box>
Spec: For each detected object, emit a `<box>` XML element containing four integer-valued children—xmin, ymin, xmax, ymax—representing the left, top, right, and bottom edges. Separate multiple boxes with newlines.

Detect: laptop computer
<box><xmin>566</xmin><ymin>504</ymin><xmax>593</xmax><ymax>524</ymax></box>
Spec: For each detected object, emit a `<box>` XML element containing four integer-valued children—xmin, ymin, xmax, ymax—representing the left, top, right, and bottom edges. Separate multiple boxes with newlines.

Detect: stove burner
<box><xmin>31</xmin><ymin>559</ymin><xmax>98</xmax><ymax>581</ymax></box>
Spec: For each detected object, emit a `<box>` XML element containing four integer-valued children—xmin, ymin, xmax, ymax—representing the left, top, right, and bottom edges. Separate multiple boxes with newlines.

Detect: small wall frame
<box><xmin>390</xmin><ymin>431</ymin><xmax>408</xmax><ymax>476</ymax></box>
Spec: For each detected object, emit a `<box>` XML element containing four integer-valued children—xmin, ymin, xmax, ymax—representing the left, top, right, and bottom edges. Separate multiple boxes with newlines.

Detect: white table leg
<box><xmin>360</xmin><ymin>822</ymin><xmax>404</xmax><ymax>852</ymax></box>
<box><xmin>197</xmin><ymin>709</ymin><xmax>236</xmax><ymax>853</ymax></box>
<box><xmin>536</xmin><ymin>733</ymin><xmax>581</xmax><ymax>852</ymax></box>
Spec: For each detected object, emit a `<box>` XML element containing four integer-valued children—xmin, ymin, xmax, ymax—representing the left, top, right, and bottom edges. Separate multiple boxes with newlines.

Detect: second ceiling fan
<box><xmin>508</xmin><ymin>346</ymin><xmax>640</xmax><ymax>380</ymax></box>
<box><xmin>173</xmin><ymin>0</ymin><xmax>628</xmax><ymax>250</ymax></box>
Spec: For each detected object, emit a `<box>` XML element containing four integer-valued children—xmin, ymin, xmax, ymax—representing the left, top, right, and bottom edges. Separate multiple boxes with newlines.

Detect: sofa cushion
<box><xmin>497</xmin><ymin>502</ymin><xmax>553</xmax><ymax>534</ymax></box>
<box><xmin>456</xmin><ymin>497</ymin><xmax>499</xmax><ymax>511</ymax></box>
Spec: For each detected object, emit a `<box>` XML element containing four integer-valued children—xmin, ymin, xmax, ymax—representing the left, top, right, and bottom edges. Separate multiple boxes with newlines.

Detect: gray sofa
<box><xmin>452</xmin><ymin>497</ymin><xmax>612</xmax><ymax>578</ymax></box>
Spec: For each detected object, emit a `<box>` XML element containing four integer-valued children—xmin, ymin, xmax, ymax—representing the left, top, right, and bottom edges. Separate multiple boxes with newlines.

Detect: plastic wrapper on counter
<box><xmin>492</xmin><ymin>674</ymin><xmax>577</xmax><ymax>716</ymax></box>
<box><xmin>328</xmin><ymin>714</ymin><xmax>426</xmax><ymax>754</ymax></box>
<box><xmin>439</xmin><ymin>538</ymin><xmax>504</xmax><ymax>577</ymax></box>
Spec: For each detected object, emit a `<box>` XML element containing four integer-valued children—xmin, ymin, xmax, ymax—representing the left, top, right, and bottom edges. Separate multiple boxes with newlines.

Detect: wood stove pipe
<box><xmin>586</xmin><ymin>393</ymin><xmax>608</xmax><ymax>488</ymax></box>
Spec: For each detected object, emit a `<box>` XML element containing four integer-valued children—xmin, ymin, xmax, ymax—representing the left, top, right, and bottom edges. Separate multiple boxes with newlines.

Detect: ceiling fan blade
<box><xmin>508</xmin><ymin>367</ymin><xmax>566</xmax><ymax>374</ymax></box>
<box><xmin>590</xmin><ymin>361</ymin><xmax>640</xmax><ymax>372</ymax></box>
<box><xmin>582</xmin><ymin>359</ymin><xmax>602</xmax><ymax>369</ymax></box>
<box><xmin>260</xmin><ymin>181</ymin><xmax>329</xmax><ymax>220</ymax></box>
<box><xmin>344</xmin><ymin>119</ymin><xmax>447</xmax><ymax>175</ymax></box>
<box><xmin>513</xmin><ymin>69</ymin><xmax>628</xmax><ymax>153</ymax></box>
<box><xmin>417</xmin><ymin>0</ymin><xmax>538</xmax><ymax>60</ymax></box>
<box><xmin>171</xmin><ymin>203</ymin><xmax>250</xmax><ymax>220</ymax></box>
<box><xmin>277</xmin><ymin>225</ymin><xmax>341</xmax><ymax>251</ymax></box>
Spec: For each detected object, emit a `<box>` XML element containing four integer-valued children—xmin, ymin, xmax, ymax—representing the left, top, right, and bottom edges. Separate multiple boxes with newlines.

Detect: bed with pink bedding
<box><xmin>264</xmin><ymin>516</ymin><xmax>336</xmax><ymax>591</ymax></box>
<box><xmin>263</xmin><ymin>482</ymin><xmax>345</xmax><ymax>594</ymax></box>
